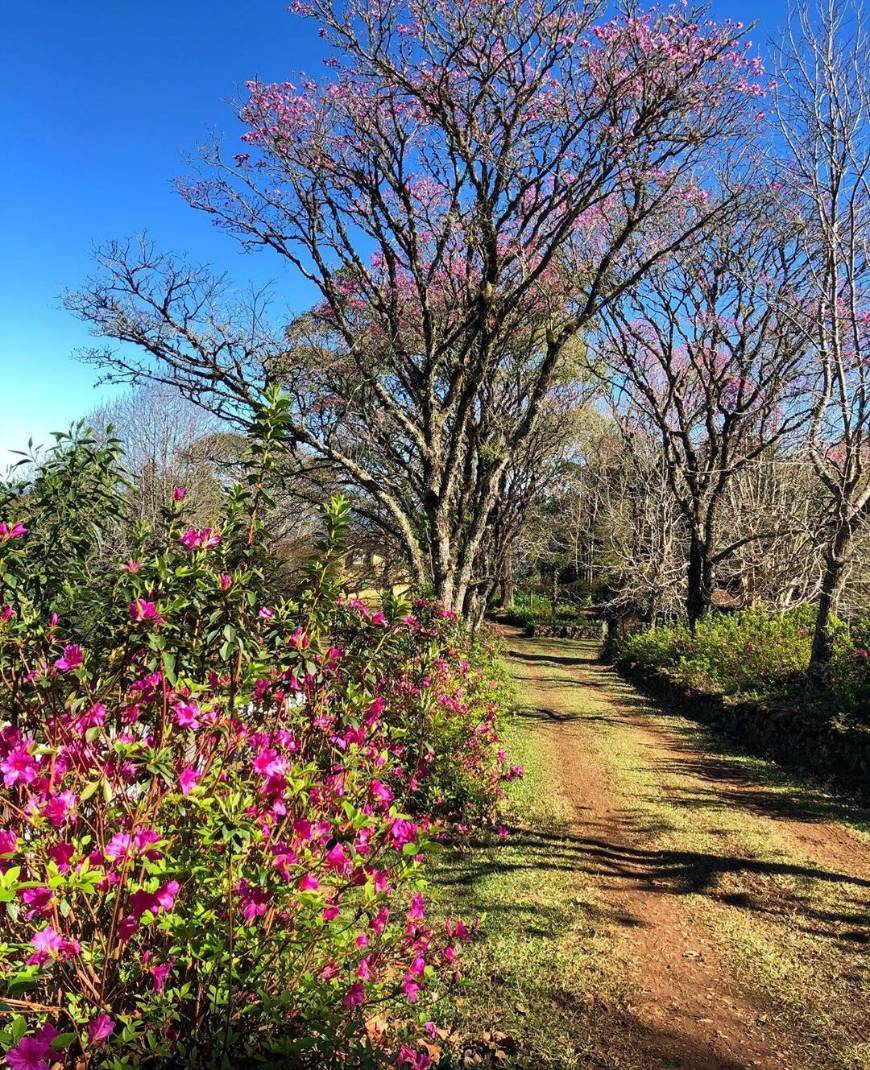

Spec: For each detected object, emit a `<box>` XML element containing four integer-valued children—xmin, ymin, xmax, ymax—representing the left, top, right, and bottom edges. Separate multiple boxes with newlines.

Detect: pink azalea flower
<box><xmin>41</xmin><ymin>789</ymin><xmax>76</xmax><ymax>827</ymax></box>
<box><xmin>105</xmin><ymin>832</ymin><xmax>131</xmax><ymax>860</ymax></box>
<box><xmin>408</xmin><ymin>892</ymin><xmax>426</xmax><ymax>922</ymax></box>
<box><xmin>1</xmin><ymin>745</ymin><xmax>38</xmax><ymax>787</ymax></box>
<box><xmin>0</xmin><ymin>521</ymin><xmax>27</xmax><ymax>541</ymax></box>
<box><xmin>402</xmin><ymin>974</ymin><xmax>422</xmax><ymax>1002</ymax></box>
<box><xmin>370</xmin><ymin>779</ymin><xmax>394</xmax><ymax>806</ymax></box>
<box><xmin>298</xmin><ymin>873</ymin><xmax>319</xmax><ymax>892</ymax></box>
<box><xmin>322</xmin><ymin>904</ymin><xmax>340</xmax><ymax>922</ymax></box>
<box><xmin>252</xmin><ymin>747</ymin><xmax>285</xmax><ymax>777</ymax></box>
<box><xmin>172</xmin><ymin>486</ymin><xmax>186</xmax><ymax>501</ymax></box>
<box><xmin>48</xmin><ymin>842</ymin><xmax>74</xmax><ymax>871</ymax></box>
<box><xmin>342</xmin><ymin>981</ymin><xmax>365</xmax><ymax>1009</ymax></box>
<box><xmin>289</xmin><ymin>626</ymin><xmax>309</xmax><ymax>650</ymax></box>
<box><xmin>219</xmin><ymin>572</ymin><xmax>232</xmax><ymax>590</ymax></box>
<box><xmin>155</xmin><ymin>880</ymin><xmax>180</xmax><ymax>911</ymax></box>
<box><xmin>54</xmin><ymin>644</ymin><xmax>83</xmax><ymax>672</ymax></box>
<box><xmin>178</xmin><ymin>766</ymin><xmax>201</xmax><ymax>796</ymax></box>
<box><xmin>179</xmin><ymin>527</ymin><xmax>221</xmax><ymax>551</ymax></box>
<box><xmin>120</xmin><ymin>560</ymin><xmax>141</xmax><ymax>573</ymax></box>
<box><xmin>325</xmin><ymin>843</ymin><xmax>350</xmax><ymax>872</ymax></box>
<box><xmin>87</xmin><ymin>1014</ymin><xmax>115</xmax><ymax>1048</ymax></box>
<box><xmin>150</xmin><ymin>959</ymin><xmax>174</xmax><ymax>992</ymax></box>
<box><xmin>5</xmin><ymin>1035</ymin><xmax>52</xmax><ymax>1070</ymax></box>
<box><xmin>0</xmin><ymin>605</ymin><xmax>14</xmax><ymax>623</ymax></box>
<box><xmin>258</xmin><ymin>606</ymin><xmax>275</xmax><ymax>620</ymax></box>
<box><xmin>0</xmin><ymin>830</ymin><xmax>17</xmax><ymax>856</ymax></box>
<box><xmin>129</xmin><ymin>598</ymin><xmax>159</xmax><ymax>623</ymax></box>
<box><xmin>174</xmin><ymin>701</ymin><xmax>201</xmax><ymax>729</ymax></box>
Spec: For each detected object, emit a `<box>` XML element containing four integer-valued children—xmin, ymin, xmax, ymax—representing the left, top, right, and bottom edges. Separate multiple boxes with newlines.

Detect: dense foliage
<box><xmin>0</xmin><ymin>418</ymin><xmax>516</xmax><ymax>1068</ymax></box>
<box><xmin>617</xmin><ymin>607</ymin><xmax>870</xmax><ymax>723</ymax></box>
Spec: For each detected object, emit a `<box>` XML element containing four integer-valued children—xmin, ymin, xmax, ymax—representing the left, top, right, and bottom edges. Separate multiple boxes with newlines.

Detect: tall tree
<box><xmin>775</xmin><ymin>0</ymin><xmax>870</xmax><ymax>674</ymax></box>
<box><xmin>69</xmin><ymin>0</ymin><xmax>766</xmax><ymax>615</ymax></box>
<box><xmin>595</xmin><ymin>201</ymin><xmax>813</xmax><ymax>625</ymax></box>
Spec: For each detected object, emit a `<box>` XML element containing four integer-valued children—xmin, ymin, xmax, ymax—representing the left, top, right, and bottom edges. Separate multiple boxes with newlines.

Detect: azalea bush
<box><xmin>0</xmin><ymin>403</ymin><xmax>514</xmax><ymax>1068</ymax></box>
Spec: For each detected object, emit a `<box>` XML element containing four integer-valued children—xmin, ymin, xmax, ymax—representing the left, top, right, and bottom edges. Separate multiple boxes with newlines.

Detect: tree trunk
<box><xmin>809</xmin><ymin>523</ymin><xmax>852</xmax><ymax>679</ymax></box>
<box><xmin>686</xmin><ymin>533</ymin><xmax>714</xmax><ymax>629</ymax></box>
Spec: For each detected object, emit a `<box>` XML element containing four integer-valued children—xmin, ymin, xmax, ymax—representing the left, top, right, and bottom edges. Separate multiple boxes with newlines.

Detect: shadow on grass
<box><xmin>438</xmin><ymin>824</ymin><xmax>869</xmax><ymax>951</ymax></box>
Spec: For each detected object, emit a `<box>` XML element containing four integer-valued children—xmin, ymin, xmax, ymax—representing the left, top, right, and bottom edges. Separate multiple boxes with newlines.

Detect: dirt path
<box><xmin>477</xmin><ymin>629</ymin><xmax>870</xmax><ymax>1070</ymax></box>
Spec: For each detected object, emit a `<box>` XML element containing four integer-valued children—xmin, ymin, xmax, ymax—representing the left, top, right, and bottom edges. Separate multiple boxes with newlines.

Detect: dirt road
<box><xmin>438</xmin><ymin>630</ymin><xmax>870</xmax><ymax>1070</ymax></box>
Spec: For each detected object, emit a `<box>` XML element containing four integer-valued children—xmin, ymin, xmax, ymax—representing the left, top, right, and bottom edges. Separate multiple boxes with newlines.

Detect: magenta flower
<box><xmin>297</xmin><ymin>873</ymin><xmax>319</xmax><ymax>892</ymax></box>
<box><xmin>5</xmin><ymin>1035</ymin><xmax>52</xmax><ymax>1070</ymax></box>
<box><xmin>370</xmin><ymin>779</ymin><xmax>394</xmax><ymax>806</ymax></box>
<box><xmin>54</xmin><ymin>644</ymin><xmax>83</xmax><ymax>672</ymax></box>
<box><xmin>179</xmin><ymin>527</ymin><xmax>221</xmax><ymax>550</ymax></box>
<box><xmin>150</xmin><ymin>959</ymin><xmax>174</xmax><ymax>992</ymax></box>
<box><xmin>178</xmin><ymin>765</ymin><xmax>201</xmax><ymax>795</ymax></box>
<box><xmin>342</xmin><ymin>981</ymin><xmax>365</xmax><ymax>1009</ymax></box>
<box><xmin>0</xmin><ymin>521</ymin><xmax>27</xmax><ymax>541</ymax></box>
<box><xmin>219</xmin><ymin>572</ymin><xmax>232</xmax><ymax>590</ymax></box>
<box><xmin>172</xmin><ymin>486</ymin><xmax>187</xmax><ymax>501</ymax></box>
<box><xmin>402</xmin><ymin>974</ymin><xmax>422</xmax><ymax>1002</ymax></box>
<box><xmin>1</xmin><ymin>745</ymin><xmax>38</xmax><ymax>787</ymax></box>
<box><xmin>120</xmin><ymin>560</ymin><xmax>141</xmax><ymax>573</ymax></box>
<box><xmin>325</xmin><ymin>843</ymin><xmax>350</xmax><ymax>872</ymax></box>
<box><xmin>258</xmin><ymin>605</ymin><xmax>275</xmax><ymax>620</ymax></box>
<box><xmin>156</xmin><ymin>880</ymin><xmax>180</xmax><ymax>911</ymax></box>
<box><xmin>87</xmin><ymin>1014</ymin><xmax>115</xmax><ymax>1049</ymax></box>
<box><xmin>41</xmin><ymin>789</ymin><xmax>76</xmax><ymax>827</ymax></box>
<box><xmin>129</xmin><ymin>598</ymin><xmax>159</xmax><ymax>623</ymax></box>
<box><xmin>0</xmin><ymin>605</ymin><xmax>14</xmax><ymax>623</ymax></box>
<box><xmin>0</xmin><ymin>830</ymin><xmax>17</xmax><ymax>856</ymax></box>
<box><xmin>253</xmin><ymin>747</ymin><xmax>285</xmax><ymax>777</ymax></box>
<box><xmin>174</xmin><ymin>700</ymin><xmax>201</xmax><ymax>729</ymax></box>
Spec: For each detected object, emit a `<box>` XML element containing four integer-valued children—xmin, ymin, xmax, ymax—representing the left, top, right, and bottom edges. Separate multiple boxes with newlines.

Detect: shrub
<box><xmin>0</xmin><ymin>408</ymin><xmax>512</xmax><ymax>1068</ymax></box>
<box><xmin>617</xmin><ymin>606</ymin><xmax>869</xmax><ymax>723</ymax></box>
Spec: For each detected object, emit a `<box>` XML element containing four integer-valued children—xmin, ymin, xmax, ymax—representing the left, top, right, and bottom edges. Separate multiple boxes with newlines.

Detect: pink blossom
<box><xmin>402</xmin><ymin>974</ymin><xmax>422</xmax><ymax>1002</ymax></box>
<box><xmin>179</xmin><ymin>527</ymin><xmax>221</xmax><ymax>551</ymax></box>
<box><xmin>172</xmin><ymin>486</ymin><xmax>187</xmax><ymax>501</ymax></box>
<box><xmin>129</xmin><ymin>598</ymin><xmax>159</xmax><ymax>622</ymax></box>
<box><xmin>1</xmin><ymin>745</ymin><xmax>38</xmax><ymax>787</ymax></box>
<box><xmin>41</xmin><ymin>789</ymin><xmax>76</xmax><ymax>827</ymax></box>
<box><xmin>120</xmin><ymin>560</ymin><xmax>141</xmax><ymax>573</ymax></box>
<box><xmin>0</xmin><ymin>830</ymin><xmax>17</xmax><ymax>856</ymax></box>
<box><xmin>342</xmin><ymin>981</ymin><xmax>366</xmax><ymax>1008</ymax></box>
<box><xmin>258</xmin><ymin>606</ymin><xmax>275</xmax><ymax>620</ymax></box>
<box><xmin>370</xmin><ymin>779</ymin><xmax>394</xmax><ymax>806</ymax></box>
<box><xmin>54</xmin><ymin>644</ymin><xmax>83</xmax><ymax>672</ymax></box>
<box><xmin>219</xmin><ymin>572</ymin><xmax>232</xmax><ymax>590</ymax></box>
<box><xmin>174</xmin><ymin>701</ymin><xmax>201</xmax><ymax>729</ymax></box>
<box><xmin>325</xmin><ymin>843</ymin><xmax>350</xmax><ymax>872</ymax></box>
<box><xmin>150</xmin><ymin>959</ymin><xmax>174</xmax><ymax>992</ymax></box>
<box><xmin>5</xmin><ymin>1035</ymin><xmax>52</xmax><ymax>1070</ymax></box>
<box><xmin>155</xmin><ymin>880</ymin><xmax>180</xmax><ymax>911</ymax></box>
<box><xmin>178</xmin><ymin>765</ymin><xmax>201</xmax><ymax>795</ymax></box>
<box><xmin>0</xmin><ymin>521</ymin><xmax>27</xmax><ymax>541</ymax></box>
<box><xmin>0</xmin><ymin>605</ymin><xmax>14</xmax><ymax>623</ymax></box>
<box><xmin>87</xmin><ymin>1014</ymin><xmax>115</xmax><ymax>1048</ymax></box>
<box><xmin>298</xmin><ymin>873</ymin><xmax>319</xmax><ymax>892</ymax></box>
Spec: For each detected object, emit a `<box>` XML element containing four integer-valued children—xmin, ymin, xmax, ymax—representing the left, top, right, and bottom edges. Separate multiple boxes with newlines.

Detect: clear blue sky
<box><xmin>0</xmin><ymin>0</ymin><xmax>787</xmax><ymax>466</ymax></box>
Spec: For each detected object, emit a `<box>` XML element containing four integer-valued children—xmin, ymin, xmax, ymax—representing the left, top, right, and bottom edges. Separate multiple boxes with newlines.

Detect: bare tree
<box><xmin>775</xmin><ymin>0</ymin><xmax>870</xmax><ymax>673</ymax></box>
<box><xmin>594</xmin><ymin>199</ymin><xmax>814</xmax><ymax>625</ymax></box>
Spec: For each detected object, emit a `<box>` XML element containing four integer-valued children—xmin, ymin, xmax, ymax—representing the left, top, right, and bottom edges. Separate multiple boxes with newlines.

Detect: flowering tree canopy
<box><xmin>69</xmin><ymin>0</ymin><xmax>768</xmax><ymax>617</ymax></box>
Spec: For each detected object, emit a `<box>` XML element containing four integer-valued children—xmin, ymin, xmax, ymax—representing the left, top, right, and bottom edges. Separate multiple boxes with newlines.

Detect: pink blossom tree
<box><xmin>70</xmin><ymin>0</ymin><xmax>768</xmax><ymax>617</ymax></box>
<box><xmin>594</xmin><ymin>197</ymin><xmax>814</xmax><ymax>625</ymax></box>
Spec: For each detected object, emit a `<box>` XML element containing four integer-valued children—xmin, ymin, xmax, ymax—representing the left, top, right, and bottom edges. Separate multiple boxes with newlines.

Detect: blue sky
<box><xmin>0</xmin><ymin>0</ymin><xmax>788</xmax><ymax>465</ymax></box>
